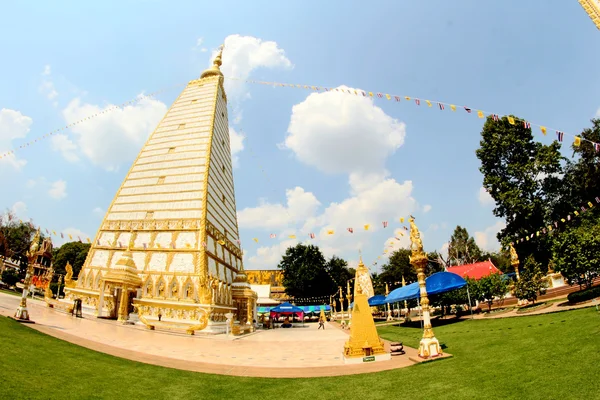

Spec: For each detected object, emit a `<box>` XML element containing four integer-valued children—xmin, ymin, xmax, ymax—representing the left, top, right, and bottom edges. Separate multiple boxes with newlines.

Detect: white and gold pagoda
<box><xmin>64</xmin><ymin>46</ymin><xmax>257</xmax><ymax>334</ymax></box>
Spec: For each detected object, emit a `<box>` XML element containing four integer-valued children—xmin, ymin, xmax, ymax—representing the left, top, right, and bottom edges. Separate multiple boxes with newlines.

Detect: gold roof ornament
<box><xmin>102</xmin><ymin>234</ymin><xmax>142</xmax><ymax>288</ymax></box>
<box><xmin>353</xmin><ymin>256</ymin><xmax>374</xmax><ymax>299</ymax></box>
<box><xmin>200</xmin><ymin>44</ymin><xmax>224</xmax><ymax>79</ymax></box>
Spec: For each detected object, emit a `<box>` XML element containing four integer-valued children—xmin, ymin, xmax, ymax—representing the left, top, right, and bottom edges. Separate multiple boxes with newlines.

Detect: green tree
<box><xmin>0</xmin><ymin>211</ymin><xmax>45</xmax><ymax>277</ymax></box>
<box><xmin>482</xmin><ymin>250</ymin><xmax>512</xmax><ymax>273</ymax></box>
<box><xmin>379</xmin><ymin>248</ymin><xmax>415</xmax><ymax>287</ymax></box>
<box><xmin>551</xmin><ymin>216</ymin><xmax>600</xmax><ymax>289</ymax></box>
<box><xmin>513</xmin><ymin>255</ymin><xmax>548</xmax><ymax>303</ymax></box>
<box><xmin>427</xmin><ymin>250</ymin><xmax>447</xmax><ymax>274</ymax></box>
<box><xmin>477</xmin><ymin>273</ymin><xmax>509</xmax><ymax>311</ymax></box>
<box><xmin>1</xmin><ymin>269</ymin><xmax>19</xmax><ymax>287</ymax></box>
<box><xmin>278</xmin><ymin>243</ymin><xmax>330</xmax><ymax>302</ymax></box>
<box><xmin>447</xmin><ymin>226</ymin><xmax>482</xmax><ymax>265</ymax></box>
<box><xmin>476</xmin><ymin>115</ymin><xmax>563</xmax><ymax>266</ymax></box>
<box><xmin>52</xmin><ymin>241</ymin><xmax>91</xmax><ymax>280</ymax></box>
<box><xmin>553</xmin><ymin>118</ymin><xmax>600</xmax><ymax>221</ymax></box>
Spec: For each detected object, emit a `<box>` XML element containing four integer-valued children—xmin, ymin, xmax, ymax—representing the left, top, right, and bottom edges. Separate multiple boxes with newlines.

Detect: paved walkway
<box><xmin>0</xmin><ymin>293</ymin><xmax>430</xmax><ymax>378</ymax></box>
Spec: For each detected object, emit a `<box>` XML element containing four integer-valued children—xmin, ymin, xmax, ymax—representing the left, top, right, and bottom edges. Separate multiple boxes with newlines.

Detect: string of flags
<box><xmin>249</xmin><ymin>219</ymin><xmax>410</xmax><ymax>244</ymax></box>
<box><xmin>230</xmin><ymin>77</ymin><xmax>600</xmax><ymax>152</ymax></box>
<box><xmin>0</xmin><ymin>82</ymin><xmax>185</xmax><ymax>160</ymax></box>
<box><xmin>510</xmin><ymin>196</ymin><xmax>600</xmax><ymax>245</ymax></box>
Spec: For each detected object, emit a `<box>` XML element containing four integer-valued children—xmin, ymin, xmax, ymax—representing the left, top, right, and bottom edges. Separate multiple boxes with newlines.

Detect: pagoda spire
<box><xmin>200</xmin><ymin>44</ymin><xmax>224</xmax><ymax>79</ymax></box>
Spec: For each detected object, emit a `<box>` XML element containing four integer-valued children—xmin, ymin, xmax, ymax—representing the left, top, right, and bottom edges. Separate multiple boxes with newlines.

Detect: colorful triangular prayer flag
<box><xmin>541</xmin><ymin>126</ymin><xmax>547</xmax><ymax>135</ymax></box>
<box><xmin>556</xmin><ymin>131</ymin><xmax>564</xmax><ymax>142</ymax></box>
<box><xmin>574</xmin><ymin>136</ymin><xmax>581</xmax><ymax>147</ymax></box>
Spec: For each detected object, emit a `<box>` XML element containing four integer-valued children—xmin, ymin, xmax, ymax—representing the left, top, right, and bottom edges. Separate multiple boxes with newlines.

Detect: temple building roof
<box><xmin>447</xmin><ymin>260</ymin><xmax>502</xmax><ymax>280</ymax></box>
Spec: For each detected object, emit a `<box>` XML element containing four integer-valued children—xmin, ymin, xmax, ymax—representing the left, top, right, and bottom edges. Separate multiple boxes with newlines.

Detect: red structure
<box><xmin>447</xmin><ymin>260</ymin><xmax>502</xmax><ymax>280</ymax></box>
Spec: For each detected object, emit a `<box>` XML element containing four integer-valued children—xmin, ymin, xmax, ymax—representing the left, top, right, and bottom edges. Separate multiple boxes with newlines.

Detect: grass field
<box><xmin>0</xmin><ymin>307</ymin><xmax>598</xmax><ymax>400</ymax></box>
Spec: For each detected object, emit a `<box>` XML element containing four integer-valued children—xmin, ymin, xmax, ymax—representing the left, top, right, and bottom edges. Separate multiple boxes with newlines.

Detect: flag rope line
<box><xmin>0</xmin><ymin>81</ymin><xmax>187</xmax><ymax>160</ymax></box>
<box><xmin>229</xmin><ymin>77</ymin><xmax>598</xmax><ymax>151</ymax></box>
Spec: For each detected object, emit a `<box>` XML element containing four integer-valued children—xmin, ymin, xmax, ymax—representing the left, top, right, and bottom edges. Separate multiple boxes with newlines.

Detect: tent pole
<box><xmin>467</xmin><ymin>284</ymin><xmax>474</xmax><ymax>320</ymax></box>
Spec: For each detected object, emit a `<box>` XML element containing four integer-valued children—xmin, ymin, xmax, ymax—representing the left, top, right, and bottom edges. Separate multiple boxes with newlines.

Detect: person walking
<box><xmin>318</xmin><ymin>317</ymin><xmax>325</xmax><ymax>330</ymax></box>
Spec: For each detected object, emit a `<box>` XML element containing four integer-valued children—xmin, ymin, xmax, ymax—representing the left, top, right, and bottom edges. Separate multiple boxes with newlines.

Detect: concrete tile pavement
<box><xmin>0</xmin><ymin>292</ymin><xmax>421</xmax><ymax>377</ymax></box>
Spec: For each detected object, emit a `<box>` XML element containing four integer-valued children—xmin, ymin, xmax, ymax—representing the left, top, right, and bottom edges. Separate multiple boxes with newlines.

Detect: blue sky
<box><xmin>1</xmin><ymin>1</ymin><xmax>599</xmax><ymax>272</ymax></box>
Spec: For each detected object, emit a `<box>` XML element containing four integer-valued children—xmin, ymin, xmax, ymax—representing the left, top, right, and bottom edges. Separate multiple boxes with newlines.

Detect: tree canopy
<box><xmin>447</xmin><ymin>226</ymin><xmax>482</xmax><ymax>266</ymax></box>
<box><xmin>52</xmin><ymin>241</ymin><xmax>91</xmax><ymax>280</ymax></box>
<box><xmin>278</xmin><ymin>243</ymin><xmax>348</xmax><ymax>303</ymax></box>
<box><xmin>476</xmin><ymin>115</ymin><xmax>563</xmax><ymax>266</ymax></box>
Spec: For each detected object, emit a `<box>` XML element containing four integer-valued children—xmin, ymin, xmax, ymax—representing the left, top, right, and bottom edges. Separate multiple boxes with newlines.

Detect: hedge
<box><xmin>567</xmin><ymin>285</ymin><xmax>600</xmax><ymax>303</ymax></box>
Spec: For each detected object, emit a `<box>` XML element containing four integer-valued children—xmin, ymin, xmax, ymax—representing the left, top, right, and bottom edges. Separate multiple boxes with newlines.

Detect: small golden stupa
<box><xmin>343</xmin><ymin>256</ymin><xmax>390</xmax><ymax>364</ymax></box>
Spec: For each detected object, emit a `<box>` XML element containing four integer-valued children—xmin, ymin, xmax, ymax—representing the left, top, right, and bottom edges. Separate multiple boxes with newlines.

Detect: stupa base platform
<box><xmin>417</xmin><ymin>337</ymin><xmax>442</xmax><ymax>359</ymax></box>
<box><xmin>343</xmin><ymin>352</ymin><xmax>391</xmax><ymax>364</ymax></box>
<box><xmin>9</xmin><ymin>315</ymin><xmax>35</xmax><ymax>324</ymax></box>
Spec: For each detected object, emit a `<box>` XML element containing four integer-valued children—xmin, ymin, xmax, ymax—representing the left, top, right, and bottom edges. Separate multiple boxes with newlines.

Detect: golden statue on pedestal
<box><xmin>409</xmin><ymin>217</ymin><xmax>441</xmax><ymax>358</ymax></box>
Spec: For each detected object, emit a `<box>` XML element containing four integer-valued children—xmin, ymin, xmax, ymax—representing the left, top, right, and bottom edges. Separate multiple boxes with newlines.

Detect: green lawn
<box><xmin>0</xmin><ymin>308</ymin><xmax>598</xmax><ymax>400</ymax></box>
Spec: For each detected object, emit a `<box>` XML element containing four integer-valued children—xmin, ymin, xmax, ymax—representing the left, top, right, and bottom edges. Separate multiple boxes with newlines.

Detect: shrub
<box><xmin>567</xmin><ymin>285</ymin><xmax>600</xmax><ymax>303</ymax></box>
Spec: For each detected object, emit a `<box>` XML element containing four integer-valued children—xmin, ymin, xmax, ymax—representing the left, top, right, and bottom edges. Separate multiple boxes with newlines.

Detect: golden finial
<box><xmin>200</xmin><ymin>44</ymin><xmax>224</xmax><ymax>79</ymax></box>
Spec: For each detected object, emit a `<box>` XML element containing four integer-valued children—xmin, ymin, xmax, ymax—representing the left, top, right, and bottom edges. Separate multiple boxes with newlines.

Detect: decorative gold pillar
<box><xmin>409</xmin><ymin>217</ymin><xmax>441</xmax><ymax>358</ymax></box>
<box><xmin>385</xmin><ymin>283</ymin><xmax>393</xmax><ymax>321</ymax></box>
<box><xmin>117</xmin><ymin>288</ymin><xmax>129</xmax><ymax>322</ymax></box>
<box><xmin>338</xmin><ymin>286</ymin><xmax>344</xmax><ymax>320</ymax></box>
<box><xmin>347</xmin><ymin>280</ymin><xmax>353</xmax><ymax>320</ymax></box>
<box><xmin>402</xmin><ymin>275</ymin><xmax>408</xmax><ymax>316</ymax></box>
<box><xmin>510</xmin><ymin>244</ymin><xmax>520</xmax><ymax>280</ymax></box>
<box><xmin>14</xmin><ymin>228</ymin><xmax>40</xmax><ymax>322</ymax></box>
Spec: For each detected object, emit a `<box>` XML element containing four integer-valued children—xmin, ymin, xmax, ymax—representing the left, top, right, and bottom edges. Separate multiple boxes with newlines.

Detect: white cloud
<box><xmin>423</xmin><ymin>204</ymin><xmax>432</xmax><ymax>213</ymax></box>
<box><xmin>195</xmin><ymin>37</ymin><xmax>207</xmax><ymax>52</ymax></box>
<box><xmin>229</xmin><ymin>126</ymin><xmax>245</xmax><ymax>167</ymax></box>
<box><xmin>240</xmin><ymin>179</ymin><xmax>418</xmax><ymax>269</ymax></box>
<box><xmin>246</xmin><ymin>239</ymin><xmax>297</xmax><ymax>269</ymax></box>
<box><xmin>39</xmin><ymin>65</ymin><xmax>58</xmax><ymax>105</ymax></box>
<box><xmin>215</xmin><ymin>34</ymin><xmax>293</xmax><ymax>122</ymax></box>
<box><xmin>10</xmin><ymin>201</ymin><xmax>28</xmax><ymax>219</ymax></box>
<box><xmin>282</xmin><ymin>85</ymin><xmax>406</xmax><ymax>177</ymax></box>
<box><xmin>59</xmin><ymin>95</ymin><xmax>167</xmax><ymax>171</ymax></box>
<box><xmin>478</xmin><ymin>186</ymin><xmax>494</xmax><ymax>206</ymax></box>
<box><xmin>238</xmin><ymin>187</ymin><xmax>321</xmax><ymax>230</ymax></box>
<box><xmin>474</xmin><ymin>220</ymin><xmax>506</xmax><ymax>252</ymax></box>
<box><xmin>92</xmin><ymin>207</ymin><xmax>103</xmax><ymax>214</ymax></box>
<box><xmin>50</xmin><ymin>134</ymin><xmax>79</xmax><ymax>162</ymax></box>
<box><xmin>242</xmin><ymin>85</ymin><xmax>416</xmax><ymax>269</ymax></box>
<box><xmin>0</xmin><ymin>108</ymin><xmax>32</xmax><ymax>170</ymax></box>
<box><xmin>48</xmin><ymin>180</ymin><xmax>67</xmax><ymax>200</ymax></box>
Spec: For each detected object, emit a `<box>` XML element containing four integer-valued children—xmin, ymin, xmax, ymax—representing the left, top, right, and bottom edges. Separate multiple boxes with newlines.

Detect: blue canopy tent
<box><xmin>270</xmin><ymin>302</ymin><xmax>305</xmax><ymax>326</ymax></box>
<box><xmin>258</xmin><ymin>305</ymin><xmax>331</xmax><ymax>314</ymax></box>
<box><xmin>385</xmin><ymin>272</ymin><xmax>467</xmax><ymax>304</ymax></box>
<box><xmin>349</xmin><ymin>294</ymin><xmax>387</xmax><ymax>308</ymax></box>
